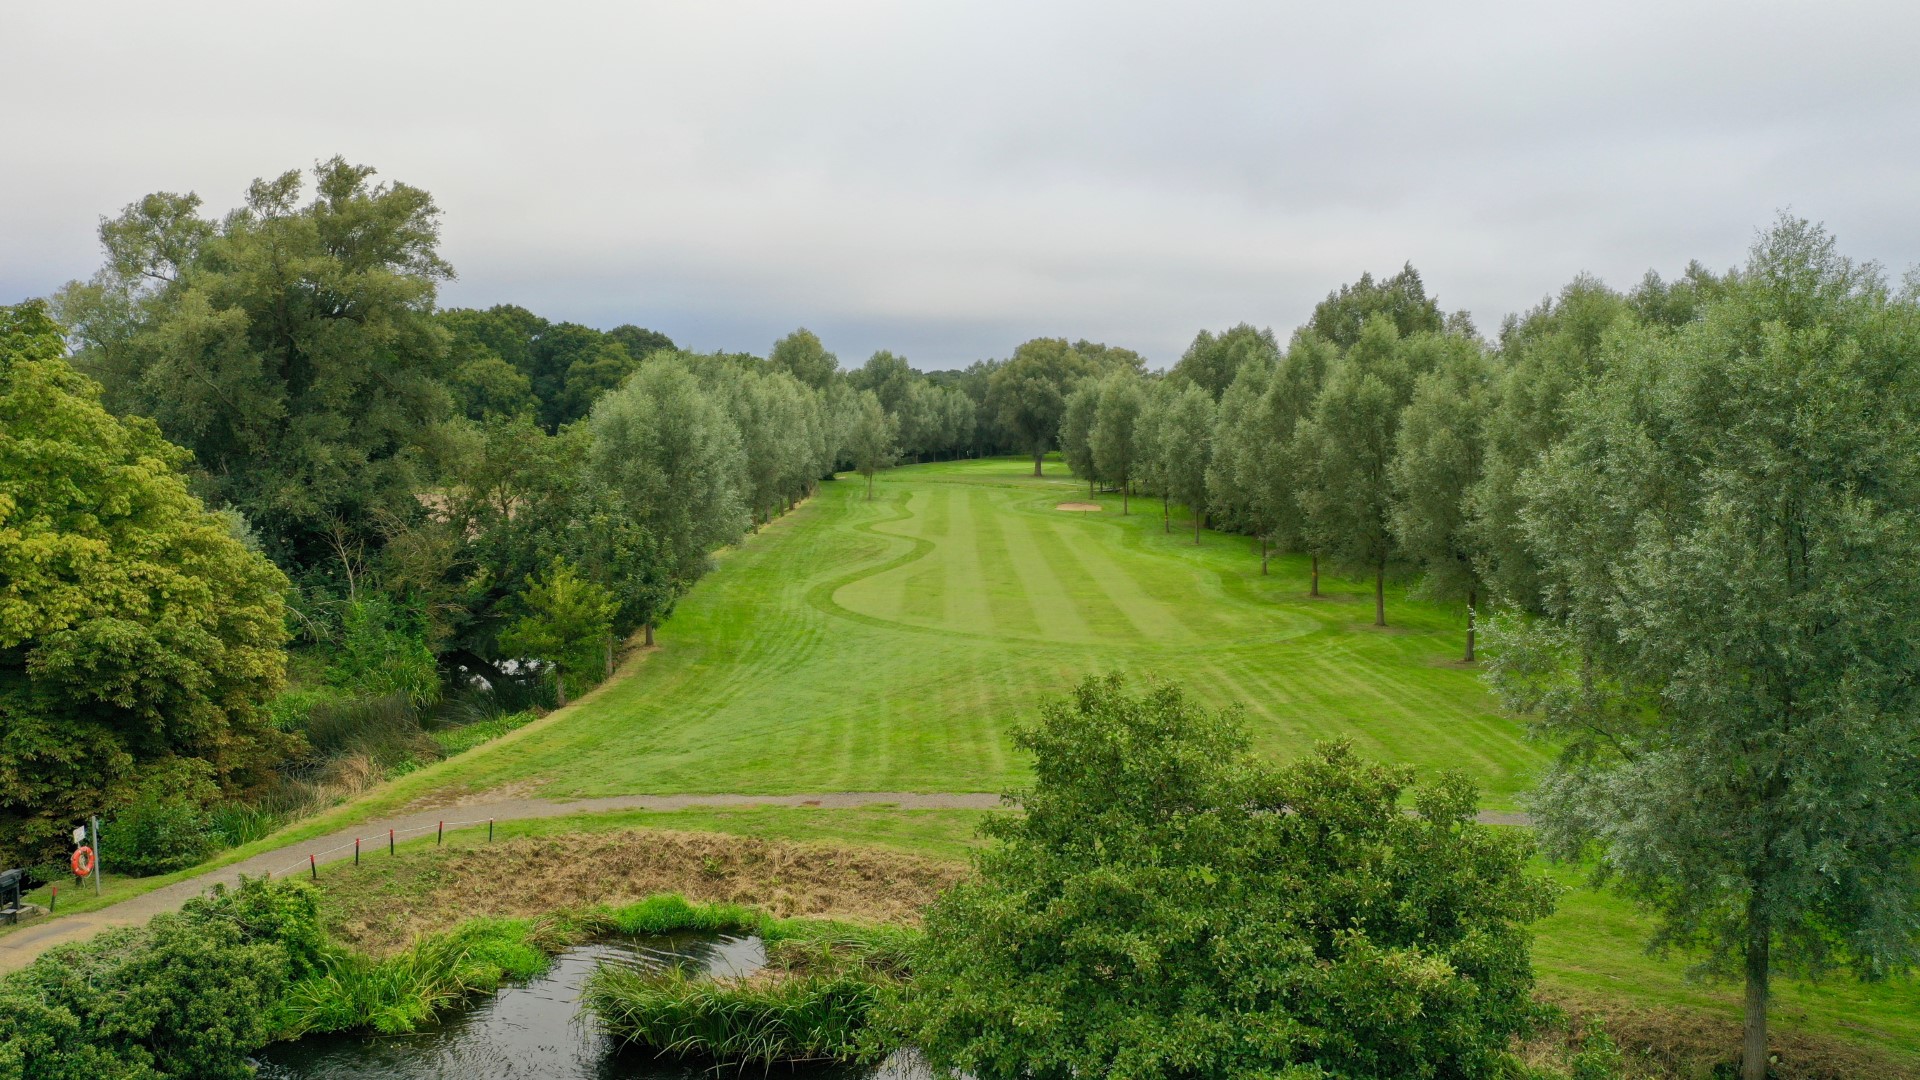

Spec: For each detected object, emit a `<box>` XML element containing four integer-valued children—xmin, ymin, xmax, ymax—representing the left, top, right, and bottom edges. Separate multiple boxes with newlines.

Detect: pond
<box><xmin>254</xmin><ymin>933</ymin><xmax>934</xmax><ymax>1080</ymax></box>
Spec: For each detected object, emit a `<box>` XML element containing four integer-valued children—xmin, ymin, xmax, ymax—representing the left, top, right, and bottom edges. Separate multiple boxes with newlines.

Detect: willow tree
<box><xmin>1490</xmin><ymin>219</ymin><xmax>1920</xmax><ymax>1080</ymax></box>
<box><xmin>1059</xmin><ymin>379</ymin><xmax>1101</xmax><ymax>497</ymax></box>
<box><xmin>1162</xmin><ymin>384</ymin><xmax>1216</xmax><ymax>543</ymax></box>
<box><xmin>1089</xmin><ymin>371</ymin><xmax>1145</xmax><ymax>513</ymax></box>
<box><xmin>1389</xmin><ymin>338</ymin><xmax>1496</xmax><ymax>660</ymax></box>
<box><xmin>846</xmin><ymin>389</ymin><xmax>897</xmax><ymax>500</ymax></box>
<box><xmin>55</xmin><ymin>160</ymin><xmax>456</xmax><ymax>573</ymax></box>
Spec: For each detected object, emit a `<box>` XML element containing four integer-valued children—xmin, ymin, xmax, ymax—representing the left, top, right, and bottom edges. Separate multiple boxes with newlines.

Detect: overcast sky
<box><xmin>5</xmin><ymin>1</ymin><xmax>1917</xmax><ymax>369</ymax></box>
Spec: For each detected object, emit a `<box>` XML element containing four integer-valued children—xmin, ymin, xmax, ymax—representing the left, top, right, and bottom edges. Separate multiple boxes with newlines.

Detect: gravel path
<box><xmin>0</xmin><ymin>791</ymin><xmax>1528</xmax><ymax>973</ymax></box>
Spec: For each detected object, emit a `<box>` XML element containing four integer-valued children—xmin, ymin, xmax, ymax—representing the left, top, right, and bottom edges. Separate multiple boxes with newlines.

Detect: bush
<box><xmin>274</xmin><ymin>917</ymin><xmax>553</xmax><ymax>1037</ymax></box>
<box><xmin>102</xmin><ymin>778</ymin><xmax>219</xmax><ymax>877</ymax></box>
<box><xmin>890</xmin><ymin>674</ymin><xmax>1560</xmax><ymax>1080</ymax></box>
<box><xmin>327</xmin><ymin>594</ymin><xmax>440</xmax><ymax>708</ymax></box>
<box><xmin>0</xmin><ymin>876</ymin><xmax>320</xmax><ymax>1080</ymax></box>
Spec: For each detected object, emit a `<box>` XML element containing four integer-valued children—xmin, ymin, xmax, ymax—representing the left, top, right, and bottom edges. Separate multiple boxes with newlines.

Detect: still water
<box><xmin>254</xmin><ymin>934</ymin><xmax>933</xmax><ymax>1080</ymax></box>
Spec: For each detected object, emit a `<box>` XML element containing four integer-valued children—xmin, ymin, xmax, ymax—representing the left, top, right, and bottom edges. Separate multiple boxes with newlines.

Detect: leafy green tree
<box><xmin>1171</xmin><ymin>322</ymin><xmax>1279</xmax><ymax>401</ymax></box>
<box><xmin>1058</xmin><ymin>379</ymin><xmax>1101</xmax><ymax>496</ymax></box>
<box><xmin>1132</xmin><ymin>379</ymin><xmax>1176</xmax><ymax>533</ymax></box>
<box><xmin>769</xmin><ymin>327</ymin><xmax>840</xmax><ymax>390</ymax></box>
<box><xmin>988</xmin><ymin>338</ymin><xmax>1098</xmax><ymax>475</ymax></box>
<box><xmin>1305</xmin><ymin>262</ymin><xmax>1446</xmax><ymax>349</ymax></box>
<box><xmin>588</xmin><ymin>355</ymin><xmax>749</xmax><ymax>580</ymax></box>
<box><xmin>1162</xmin><ymin>383</ymin><xmax>1217</xmax><ymax>543</ymax></box>
<box><xmin>894</xmin><ymin>674</ymin><xmax>1556</xmax><ymax>1080</ymax></box>
<box><xmin>1488</xmin><ymin>219</ymin><xmax>1920</xmax><ymax>1080</ymax></box>
<box><xmin>605</xmin><ymin>323</ymin><xmax>675</xmax><ymax>365</ymax></box>
<box><xmin>1466</xmin><ymin>276</ymin><xmax>1629</xmax><ymax>610</ymax></box>
<box><xmin>326</xmin><ymin>594</ymin><xmax>440</xmax><ymax>707</ymax></box>
<box><xmin>500</xmin><ymin>560</ymin><xmax>618</xmax><ymax>706</ymax></box>
<box><xmin>1294</xmin><ymin>317</ymin><xmax>1434</xmax><ymax>625</ymax></box>
<box><xmin>846</xmin><ymin>390</ymin><xmax>898</xmax><ymax>500</ymax></box>
<box><xmin>1254</xmin><ymin>333</ymin><xmax>1336</xmax><ymax>585</ymax></box>
<box><xmin>0</xmin><ymin>301</ymin><xmax>292</xmax><ymax>867</ymax></box>
<box><xmin>446</xmin><ymin>346</ymin><xmax>537</xmax><ymax>422</ymax></box>
<box><xmin>1390</xmin><ymin>339</ymin><xmax>1496</xmax><ymax>659</ymax></box>
<box><xmin>1203</xmin><ymin>357</ymin><xmax>1273</xmax><ymax>543</ymax></box>
<box><xmin>1089</xmin><ymin>371</ymin><xmax>1145</xmax><ymax>513</ymax></box>
<box><xmin>55</xmin><ymin>159</ymin><xmax>456</xmax><ymax>574</ymax></box>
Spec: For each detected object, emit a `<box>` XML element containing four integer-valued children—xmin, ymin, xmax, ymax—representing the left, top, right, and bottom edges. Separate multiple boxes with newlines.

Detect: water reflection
<box><xmin>255</xmin><ymin>933</ymin><xmax>932</xmax><ymax>1080</ymax></box>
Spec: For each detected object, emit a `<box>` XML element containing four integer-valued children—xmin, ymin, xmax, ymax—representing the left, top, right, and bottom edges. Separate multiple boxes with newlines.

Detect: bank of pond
<box><xmin>0</xmin><ymin>880</ymin><xmax>921</xmax><ymax>1080</ymax></box>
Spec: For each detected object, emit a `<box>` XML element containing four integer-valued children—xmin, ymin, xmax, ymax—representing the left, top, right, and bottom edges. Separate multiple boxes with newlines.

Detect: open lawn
<box><xmin>400</xmin><ymin>455</ymin><xmax>1545</xmax><ymax>808</ymax></box>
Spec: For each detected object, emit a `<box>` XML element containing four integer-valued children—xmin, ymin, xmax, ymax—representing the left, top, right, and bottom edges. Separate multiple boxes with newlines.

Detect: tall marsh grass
<box><xmin>585</xmin><ymin>966</ymin><xmax>891</xmax><ymax>1066</ymax></box>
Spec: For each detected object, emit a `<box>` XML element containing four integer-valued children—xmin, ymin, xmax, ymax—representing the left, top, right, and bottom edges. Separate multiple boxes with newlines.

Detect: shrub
<box><xmin>102</xmin><ymin>774</ymin><xmax>220</xmax><ymax>877</ymax></box>
<box><xmin>889</xmin><ymin>674</ymin><xmax>1560</xmax><ymax>1080</ymax></box>
<box><xmin>0</xmin><ymin>876</ymin><xmax>320</xmax><ymax>1080</ymax></box>
<box><xmin>327</xmin><ymin>594</ymin><xmax>440</xmax><ymax>708</ymax></box>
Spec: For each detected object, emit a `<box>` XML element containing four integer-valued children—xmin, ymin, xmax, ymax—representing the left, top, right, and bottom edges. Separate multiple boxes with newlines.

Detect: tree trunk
<box><xmin>1463</xmin><ymin>587</ymin><xmax>1477</xmax><ymax>662</ymax></box>
<box><xmin>1194</xmin><ymin>509</ymin><xmax>1203</xmax><ymax>545</ymax></box>
<box><xmin>1261</xmin><ymin>535</ymin><xmax>1269</xmax><ymax>575</ymax></box>
<box><xmin>1744</xmin><ymin>898</ymin><xmax>1771</xmax><ymax>1080</ymax></box>
<box><xmin>1374</xmin><ymin>564</ymin><xmax>1386</xmax><ymax>627</ymax></box>
<box><xmin>554</xmin><ymin>669</ymin><xmax>567</xmax><ymax>708</ymax></box>
<box><xmin>866</xmin><ymin>472</ymin><xmax>875</xmax><ymax>500</ymax></box>
<box><xmin>1033</xmin><ymin>450</ymin><xmax>1044</xmax><ymax>476</ymax></box>
<box><xmin>1122</xmin><ymin>482</ymin><xmax>1129</xmax><ymax>515</ymax></box>
<box><xmin>1162</xmin><ymin>493</ymin><xmax>1170</xmax><ymax>533</ymax></box>
<box><xmin>1310</xmin><ymin>554</ymin><xmax>1320</xmax><ymax>597</ymax></box>
<box><xmin>644</xmin><ymin>623</ymin><xmax>655</xmax><ymax>647</ymax></box>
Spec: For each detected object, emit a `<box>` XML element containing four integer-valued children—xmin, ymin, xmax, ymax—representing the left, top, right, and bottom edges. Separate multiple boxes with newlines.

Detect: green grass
<box><xmin>395</xmin><ymin>456</ymin><xmax>1543</xmax><ymax>809</ymax></box>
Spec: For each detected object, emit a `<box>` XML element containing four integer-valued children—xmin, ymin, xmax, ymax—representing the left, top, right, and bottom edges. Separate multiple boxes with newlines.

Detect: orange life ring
<box><xmin>70</xmin><ymin>846</ymin><xmax>94</xmax><ymax>877</ymax></box>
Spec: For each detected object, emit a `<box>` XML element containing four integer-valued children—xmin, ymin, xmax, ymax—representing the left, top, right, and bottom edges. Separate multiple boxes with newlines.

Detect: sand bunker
<box><xmin>1055</xmin><ymin>502</ymin><xmax>1102</xmax><ymax>512</ymax></box>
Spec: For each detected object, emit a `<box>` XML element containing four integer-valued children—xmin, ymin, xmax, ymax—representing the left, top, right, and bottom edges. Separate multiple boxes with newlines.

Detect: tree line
<box><xmin>1046</xmin><ymin>225</ymin><xmax>1920</xmax><ymax>1080</ymax></box>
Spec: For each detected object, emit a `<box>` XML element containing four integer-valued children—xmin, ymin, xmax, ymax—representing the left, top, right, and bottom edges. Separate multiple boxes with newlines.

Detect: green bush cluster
<box><xmin>0</xmin><ymin>876</ymin><xmax>321</xmax><ymax>1080</ymax></box>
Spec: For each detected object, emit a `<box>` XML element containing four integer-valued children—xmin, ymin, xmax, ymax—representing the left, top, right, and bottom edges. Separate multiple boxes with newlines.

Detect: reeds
<box><xmin>584</xmin><ymin>966</ymin><xmax>891</xmax><ymax>1066</ymax></box>
<box><xmin>274</xmin><ymin>917</ymin><xmax>556</xmax><ymax>1036</ymax></box>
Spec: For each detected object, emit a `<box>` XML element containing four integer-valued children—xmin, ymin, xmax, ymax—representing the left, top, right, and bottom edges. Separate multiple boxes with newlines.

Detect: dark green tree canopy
<box><xmin>1305</xmin><ymin>262</ymin><xmax>1445</xmax><ymax>349</ymax></box>
<box><xmin>1171</xmin><ymin>322</ymin><xmax>1279</xmax><ymax>400</ymax></box>
<box><xmin>56</xmin><ymin>158</ymin><xmax>457</xmax><ymax>573</ymax></box>
<box><xmin>769</xmin><ymin>327</ymin><xmax>840</xmax><ymax>390</ymax></box>
<box><xmin>0</xmin><ymin>301</ymin><xmax>292</xmax><ymax>866</ymax></box>
<box><xmin>896</xmin><ymin>674</ymin><xmax>1555</xmax><ymax>1080</ymax></box>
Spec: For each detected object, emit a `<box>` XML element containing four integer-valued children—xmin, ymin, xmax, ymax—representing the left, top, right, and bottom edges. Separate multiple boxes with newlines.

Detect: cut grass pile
<box><xmin>388</xmin><ymin>456</ymin><xmax>1546</xmax><ymax>808</ymax></box>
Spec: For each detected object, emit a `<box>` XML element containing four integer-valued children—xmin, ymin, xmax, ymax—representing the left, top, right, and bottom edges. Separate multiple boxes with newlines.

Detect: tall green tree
<box><xmin>1161</xmin><ymin>383</ymin><xmax>1216</xmax><ymax>543</ymax></box>
<box><xmin>987</xmin><ymin>338</ymin><xmax>1098</xmax><ymax>475</ymax></box>
<box><xmin>1466</xmin><ymin>275</ymin><xmax>1630</xmax><ymax>610</ymax></box>
<box><xmin>499</xmin><ymin>559</ymin><xmax>618</xmax><ymax>706</ymax></box>
<box><xmin>588</xmin><ymin>355</ymin><xmax>748</xmax><ymax>580</ymax></box>
<box><xmin>1256</xmin><ymin>333</ymin><xmax>1337</xmax><ymax>587</ymax></box>
<box><xmin>1204</xmin><ymin>357</ymin><xmax>1273</xmax><ymax>545</ymax></box>
<box><xmin>1058</xmin><ymin>379</ymin><xmax>1101</xmax><ymax>497</ymax></box>
<box><xmin>1294</xmin><ymin>317</ymin><xmax>1433</xmax><ymax>625</ymax></box>
<box><xmin>1488</xmin><ymin>219</ymin><xmax>1920</xmax><ymax>1080</ymax></box>
<box><xmin>1390</xmin><ymin>340</ymin><xmax>1496</xmax><ymax>659</ymax></box>
<box><xmin>846</xmin><ymin>390</ymin><xmax>898</xmax><ymax>500</ymax></box>
<box><xmin>55</xmin><ymin>159</ymin><xmax>456</xmax><ymax>574</ymax></box>
<box><xmin>1305</xmin><ymin>262</ymin><xmax>1446</xmax><ymax>349</ymax></box>
<box><xmin>1089</xmin><ymin>371</ymin><xmax>1145</xmax><ymax>513</ymax></box>
<box><xmin>0</xmin><ymin>301</ymin><xmax>292</xmax><ymax>866</ymax></box>
<box><xmin>1171</xmin><ymin>322</ymin><xmax>1279</xmax><ymax>401</ymax></box>
<box><xmin>894</xmin><ymin>674</ymin><xmax>1556</xmax><ymax>1080</ymax></box>
<box><xmin>769</xmin><ymin>327</ymin><xmax>840</xmax><ymax>390</ymax></box>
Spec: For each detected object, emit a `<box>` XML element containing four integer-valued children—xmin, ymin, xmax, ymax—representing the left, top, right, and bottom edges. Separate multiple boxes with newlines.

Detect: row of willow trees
<box><xmin>1053</xmin><ymin>220</ymin><xmax>1920</xmax><ymax>1080</ymax></box>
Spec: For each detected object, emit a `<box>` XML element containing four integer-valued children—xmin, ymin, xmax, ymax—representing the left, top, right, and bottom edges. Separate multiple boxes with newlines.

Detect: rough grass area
<box><xmin>315</xmin><ymin>827</ymin><xmax>965</xmax><ymax>954</ymax></box>
<box><xmin>380</xmin><ymin>456</ymin><xmax>1545</xmax><ymax>808</ymax></box>
<box><xmin>1526</xmin><ymin>992</ymin><xmax>1912</xmax><ymax>1080</ymax></box>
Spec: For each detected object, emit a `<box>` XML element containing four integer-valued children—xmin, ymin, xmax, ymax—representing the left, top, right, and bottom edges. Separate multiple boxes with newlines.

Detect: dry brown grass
<box><xmin>1519</xmin><ymin>990</ymin><xmax>1918</xmax><ymax>1080</ymax></box>
<box><xmin>318</xmin><ymin>827</ymin><xmax>965</xmax><ymax>955</ymax></box>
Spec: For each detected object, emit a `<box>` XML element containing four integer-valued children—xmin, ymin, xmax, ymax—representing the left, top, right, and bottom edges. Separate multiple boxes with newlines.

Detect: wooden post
<box><xmin>354</xmin><ymin>838</ymin><xmax>360</xmax><ymax>866</ymax></box>
<box><xmin>389</xmin><ymin>829</ymin><xmax>395</xmax><ymax>856</ymax></box>
<box><xmin>309</xmin><ymin>854</ymin><xmax>317</xmax><ymax>881</ymax></box>
<box><xmin>437</xmin><ymin>821</ymin><xmax>444</xmax><ymax>846</ymax></box>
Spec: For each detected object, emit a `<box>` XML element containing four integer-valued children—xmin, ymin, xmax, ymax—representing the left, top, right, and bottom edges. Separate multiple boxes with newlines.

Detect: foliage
<box><xmin>326</xmin><ymin>594</ymin><xmax>440</xmax><ymax>708</ymax></box>
<box><xmin>500</xmin><ymin>559</ymin><xmax>618</xmax><ymax>704</ymax></box>
<box><xmin>1089</xmin><ymin>370</ymin><xmax>1145</xmax><ymax>511</ymax></box>
<box><xmin>588</xmin><ymin>355</ymin><xmax>750</xmax><ymax>580</ymax></box>
<box><xmin>1160</xmin><ymin>383</ymin><xmax>1216</xmax><ymax>540</ymax></box>
<box><xmin>894</xmin><ymin>673</ymin><xmax>1557</xmax><ymax>1080</ymax></box>
<box><xmin>1306</xmin><ymin>262</ymin><xmax>1446</xmax><ymax>349</ymax></box>
<box><xmin>101</xmin><ymin>764</ymin><xmax>219</xmax><ymax>877</ymax></box>
<box><xmin>430</xmin><ymin>709</ymin><xmax>536</xmax><ymax>757</ymax></box>
<box><xmin>587</xmin><ymin>966</ymin><xmax>890</xmax><ymax>1067</ymax></box>
<box><xmin>1488</xmin><ymin>217</ymin><xmax>1920</xmax><ymax>1079</ymax></box>
<box><xmin>987</xmin><ymin>338</ymin><xmax>1100</xmax><ymax>474</ymax></box>
<box><xmin>1172</xmin><ymin>322</ymin><xmax>1279</xmax><ymax>400</ymax></box>
<box><xmin>55</xmin><ymin>160</ymin><xmax>457</xmax><ymax>573</ymax></box>
<box><xmin>770</xmin><ymin>327</ymin><xmax>841</xmax><ymax>390</ymax></box>
<box><xmin>0</xmin><ymin>876</ymin><xmax>320</xmax><ymax>1080</ymax></box>
<box><xmin>1058</xmin><ymin>378</ymin><xmax>1101</xmax><ymax>491</ymax></box>
<box><xmin>846</xmin><ymin>389</ymin><xmax>898</xmax><ymax>499</ymax></box>
<box><xmin>275</xmin><ymin>917</ymin><xmax>552</xmax><ymax>1037</ymax></box>
<box><xmin>0</xmin><ymin>301</ymin><xmax>292</xmax><ymax>868</ymax></box>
